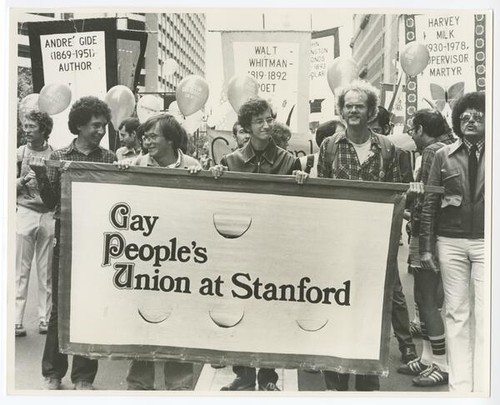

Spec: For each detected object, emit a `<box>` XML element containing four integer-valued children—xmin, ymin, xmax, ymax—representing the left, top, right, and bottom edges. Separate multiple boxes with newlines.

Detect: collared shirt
<box><xmin>134</xmin><ymin>149</ymin><xmax>200</xmax><ymax>168</ymax></box>
<box><xmin>116</xmin><ymin>145</ymin><xmax>141</xmax><ymax>161</ymax></box>
<box><xmin>317</xmin><ymin>130</ymin><xmax>401</xmax><ymax>182</ymax></box>
<box><xmin>38</xmin><ymin>139</ymin><xmax>116</xmax><ymax>218</ymax></box>
<box><xmin>462</xmin><ymin>137</ymin><xmax>485</xmax><ymax>161</ymax></box>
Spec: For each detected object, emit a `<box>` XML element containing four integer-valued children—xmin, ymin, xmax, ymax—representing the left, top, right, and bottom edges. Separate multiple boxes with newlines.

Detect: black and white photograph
<box><xmin>2</xmin><ymin>0</ymin><xmax>498</xmax><ymax>403</ymax></box>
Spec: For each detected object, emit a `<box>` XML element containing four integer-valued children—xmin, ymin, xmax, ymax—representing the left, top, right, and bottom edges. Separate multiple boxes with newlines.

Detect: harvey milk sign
<box><xmin>58</xmin><ymin>163</ymin><xmax>406</xmax><ymax>374</ymax></box>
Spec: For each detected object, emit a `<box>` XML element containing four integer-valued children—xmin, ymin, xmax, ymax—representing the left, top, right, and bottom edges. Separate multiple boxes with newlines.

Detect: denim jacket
<box><xmin>420</xmin><ymin>140</ymin><xmax>485</xmax><ymax>253</ymax></box>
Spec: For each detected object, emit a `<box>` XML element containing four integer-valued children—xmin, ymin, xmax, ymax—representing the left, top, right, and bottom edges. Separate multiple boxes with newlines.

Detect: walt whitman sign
<box><xmin>57</xmin><ymin>162</ymin><xmax>408</xmax><ymax>375</ymax></box>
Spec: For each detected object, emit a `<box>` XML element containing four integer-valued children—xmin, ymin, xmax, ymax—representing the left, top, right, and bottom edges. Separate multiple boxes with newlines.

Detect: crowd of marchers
<box><xmin>16</xmin><ymin>80</ymin><xmax>485</xmax><ymax>393</ymax></box>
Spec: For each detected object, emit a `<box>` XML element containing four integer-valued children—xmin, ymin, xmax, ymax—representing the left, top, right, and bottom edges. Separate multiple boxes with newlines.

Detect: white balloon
<box><xmin>137</xmin><ymin>95</ymin><xmax>163</xmax><ymax>123</ymax></box>
<box><xmin>182</xmin><ymin>110</ymin><xmax>204</xmax><ymax>134</ymax></box>
<box><xmin>168</xmin><ymin>100</ymin><xmax>182</xmax><ymax>117</ymax></box>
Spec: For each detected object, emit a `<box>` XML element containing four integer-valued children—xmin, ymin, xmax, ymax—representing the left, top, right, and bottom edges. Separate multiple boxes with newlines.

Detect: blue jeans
<box><xmin>41</xmin><ymin>220</ymin><xmax>98</xmax><ymax>384</ymax></box>
<box><xmin>233</xmin><ymin>366</ymin><xmax>278</xmax><ymax>386</ymax></box>
<box><xmin>323</xmin><ymin>371</ymin><xmax>380</xmax><ymax>391</ymax></box>
<box><xmin>126</xmin><ymin>360</ymin><xmax>194</xmax><ymax>390</ymax></box>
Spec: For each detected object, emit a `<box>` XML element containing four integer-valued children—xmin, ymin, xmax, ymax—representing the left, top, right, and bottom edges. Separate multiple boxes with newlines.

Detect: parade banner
<box><xmin>403</xmin><ymin>12</ymin><xmax>486</xmax><ymax>127</ymax></box>
<box><xmin>58</xmin><ymin>163</ymin><xmax>407</xmax><ymax>375</ymax></box>
<box><xmin>221</xmin><ymin>31</ymin><xmax>310</xmax><ymax>137</ymax></box>
<box><xmin>310</xmin><ymin>28</ymin><xmax>340</xmax><ymax>103</ymax></box>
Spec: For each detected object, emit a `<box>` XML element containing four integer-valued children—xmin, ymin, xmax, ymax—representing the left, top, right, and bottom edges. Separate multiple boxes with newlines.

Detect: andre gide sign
<box><xmin>59</xmin><ymin>163</ymin><xmax>404</xmax><ymax>374</ymax></box>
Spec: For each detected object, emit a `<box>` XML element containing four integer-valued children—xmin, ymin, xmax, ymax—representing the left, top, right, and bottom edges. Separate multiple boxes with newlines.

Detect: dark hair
<box><xmin>412</xmin><ymin>109</ymin><xmax>450</xmax><ymax>138</ymax></box>
<box><xmin>135</xmin><ymin>123</ymin><xmax>148</xmax><ymax>154</ymax></box>
<box><xmin>24</xmin><ymin>110</ymin><xmax>53</xmax><ymax>140</ymax></box>
<box><xmin>375</xmin><ymin>106</ymin><xmax>391</xmax><ymax>127</ymax></box>
<box><xmin>336</xmin><ymin>80</ymin><xmax>380</xmax><ymax>121</ymax></box>
<box><xmin>270</xmin><ymin>122</ymin><xmax>291</xmax><ymax>149</ymax></box>
<box><xmin>118</xmin><ymin>117</ymin><xmax>141</xmax><ymax>134</ymax></box>
<box><xmin>142</xmin><ymin>113</ymin><xmax>187</xmax><ymax>153</ymax></box>
<box><xmin>315</xmin><ymin>117</ymin><xmax>345</xmax><ymax>147</ymax></box>
<box><xmin>232</xmin><ymin>121</ymin><xmax>240</xmax><ymax>136</ymax></box>
<box><xmin>238</xmin><ymin>97</ymin><xmax>274</xmax><ymax>130</ymax></box>
<box><xmin>451</xmin><ymin>92</ymin><xmax>485</xmax><ymax>138</ymax></box>
<box><xmin>68</xmin><ymin>96</ymin><xmax>111</xmax><ymax>135</ymax></box>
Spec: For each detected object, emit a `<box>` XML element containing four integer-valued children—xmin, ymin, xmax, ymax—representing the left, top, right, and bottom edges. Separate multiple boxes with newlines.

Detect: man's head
<box><xmin>315</xmin><ymin>117</ymin><xmax>345</xmax><ymax>148</ymax></box>
<box><xmin>141</xmin><ymin>114</ymin><xmax>187</xmax><ymax>159</ymax></box>
<box><xmin>369</xmin><ymin>106</ymin><xmax>393</xmax><ymax>135</ymax></box>
<box><xmin>409</xmin><ymin>109</ymin><xmax>450</xmax><ymax>151</ymax></box>
<box><xmin>238</xmin><ymin>98</ymin><xmax>275</xmax><ymax>142</ymax></box>
<box><xmin>270</xmin><ymin>122</ymin><xmax>292</xmax><ymax>150</ymax></box>
<box><xmin>451</xmin><ymin>92</ymin><xmax>485</xmax><ymax>142</ymax></box>
<box><xmin>68</xmin><ymin>96</ymin><xmax>111</xmax><ymax>148</ymax></box>
<box><xmin>232</xmin><ymin>121</ymin><xmax>250</xmax><ymax>148</ymax></box>
<box><xmin>118</xmin><ymin>117</ymin><xmax>141</xmax><ymax>149</ymax></box>
<box><xmin>23</xmin><ymin>111</ymin><xmax>53</xmax><ymax>146</ymax></box>
<box><xmin>336</xmin><ymin>80</ymin><xmax>380</xmax><ymax>130</ymax></box>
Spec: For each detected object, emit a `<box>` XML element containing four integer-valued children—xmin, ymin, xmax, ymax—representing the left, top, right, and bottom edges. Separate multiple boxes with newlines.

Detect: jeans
<box><xmin>323</xmin><ymin>371</ymin><xmax>380</xmax><ymax>391</ymax></box>
<box><xmin>437</xmin><ymin>236</ymin><xmax>485</xmax><ymax>392</ymax></box>
<box><xmin>41</xmin><ymin>220</ymin><xmax>98</xmax><ymax>384</ymax></box>
<box><xmin>126</xmin><ymin>360</ymin><xmax>195</xmax><ymax>390</ymax></box>
<box><xmin>233</xmin><ymin>366</ymin><xmax>278</xmax><ymax>386</ymax></box>
<box><xmin>391</xmin><ymin>270</ymin><xmax>415</xmax><ymax>355</ymax></box>
<box><xmin>16</xmin><ymin>206</ymin><xmax>54</xmax><ymax>324</ymax></box>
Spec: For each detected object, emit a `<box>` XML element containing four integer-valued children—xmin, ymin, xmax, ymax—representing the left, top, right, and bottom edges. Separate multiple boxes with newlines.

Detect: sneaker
<box><xmin>397</xmin><ymin>357</ymin><xmax>428</xmax><ymax>376</ymax></box>
<box><xmin>44</xmin><ymin>377</ymin><xmax>61</xmax><ymax>390</ymax></box>
<box><xmin>15</xmin><ymin>324</ymin><xmax>26</xmax><ymax>337</ymax></box>
<box><xmin>220</xmin><ymin>377</ymin><xmax>255</xmax><ymax>391</ymax></box>
<box><xmin>259</xmin><ymin>382</ymin><xmax>280</xmax><ymax>391</ymax></box>
<box><xmin>401</xmin><ymin>346</ymin><xmax>418</xmax><ymax>364</ymax></box>
<box><xmin>39</xmin><ymin>321</ymin><xmax>48</xmax><ymax>334</ymax></box>
<box><xmin>74</xmin><ymin>381</ymin><xmax>95</xmax><ymax>390</ymax></box>
<box><xmin>412</xmin><ymin>364</ymin><xmax>449</xmax><ymax>387</ymax></box>
<box><xmin>409</xmin><ymin>321</ymin><xmax>422</xmax><ymax>338</ymax></box>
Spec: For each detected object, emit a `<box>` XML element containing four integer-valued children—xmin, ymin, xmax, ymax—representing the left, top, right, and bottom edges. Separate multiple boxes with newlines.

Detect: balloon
<box><xmin>327</xmin><ymin>57</ymin><xmax>359</xmax><ymax>94</ymax></box>
<box><xmin>164</xmin><ymin>58</ymin><xmax>178</xmax><ymax>76</ymax></box>
<box><xmin>19</xmin><ymin>93</ymin><xmax>40</xmax><ymax>120</ymax></box>
<box><xmin>227</xmin><ymin>75</ymin><xmax>259</xmax><ymax>113</ymax></box>
<box><xmin>104</xmin><ymin>85</ymin><xmax>136</xmax><ymax>128</ymax></box>
<box><xmin>400</xmin><ymin>42</ymin><xmax>430</xmax><ymax>77</ymax></box>
<box><xmin>175</xmin><ymin>75</ymin><xmax>209</xmax><ymax>116</ymax></box>
<box><xmin>182</xmin><ymin>110</ymin><xmax>204</xmax><ymax>134</ymax></box>
<box><xmin>38</xmin><ymin>83</ymin><xmax>72</xmax><ymax>115</ymax></box>
<box><xmin>136</xmin><ymin>95</ymin><xmax>163</xmax><ymax>123</ymax></box>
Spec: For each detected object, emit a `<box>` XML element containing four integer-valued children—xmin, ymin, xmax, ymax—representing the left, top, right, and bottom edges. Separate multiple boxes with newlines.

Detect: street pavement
<box><xmin>12</xmin><ymin>239</ymin><xmax>448</xmax><ymax>393</ymax></box>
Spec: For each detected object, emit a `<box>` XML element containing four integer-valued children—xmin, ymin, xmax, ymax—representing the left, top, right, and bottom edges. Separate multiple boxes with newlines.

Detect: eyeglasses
<box><xmin>460</xmin><ymin>111</ymin><xmax>484</xmax><ymax>123</ymax></box>
<box><xmin>142</xmin><ymin>133</ymin><xmax>161</xmax><ymax>142</ymax></box>
<box><xmin>370</xmin><ymin>127</ymin><xmax>383</xmax><ymax>134</ymax></box>
<box><xmin>251</xmin><ymin>117</ymin><xmax>274</xmax><ymax>126</ymax></box>
<box><xmin>407</xmin><ymin>126</ymin><xmax>416</xmax><ymax>135</ymax></box>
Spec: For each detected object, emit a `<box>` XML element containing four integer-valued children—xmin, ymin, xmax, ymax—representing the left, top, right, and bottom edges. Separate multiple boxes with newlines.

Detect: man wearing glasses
<box><xmin>317</xmin><ymin>80</ymin><xmax>401</xmax><ymax>391</ymax></box>
<box><xmin>210</xmin><ymin>97</ymin><xmax>303</xmax><ymax>391</ymax></box>
<box><xmin>419</xmin><ymin>92</ymin><xmax>486</xmax><ymax>392</ymax></box>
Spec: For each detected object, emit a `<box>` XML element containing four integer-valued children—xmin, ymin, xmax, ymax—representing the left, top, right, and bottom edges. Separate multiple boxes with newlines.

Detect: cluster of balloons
<box><xmin>19</xmin><ymin>82</ymin><xmax>72</xmax><ymax>120</ymax></box>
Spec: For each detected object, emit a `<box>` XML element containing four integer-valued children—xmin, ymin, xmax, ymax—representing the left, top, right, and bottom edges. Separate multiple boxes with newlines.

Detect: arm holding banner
<box><xmin>28</xmin><ymin>154</ymin><xmax>60</xmax><ymax>210</ymax></box>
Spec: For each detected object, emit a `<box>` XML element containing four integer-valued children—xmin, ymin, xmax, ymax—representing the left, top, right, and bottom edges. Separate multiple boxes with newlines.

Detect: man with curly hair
<box><xmin>29</xmin><ymin>96</ymin><xmax>115</xmax><ymax>390</ymax></box>
<box><xmin>419</xmin><ymin>92</ymin><xmax>486</xmax><ymax>392</ymax></box>
<box><xmin>16</xmin><ymin>110</ymin><xmax>55</xmax><ymax>338</ymax></box>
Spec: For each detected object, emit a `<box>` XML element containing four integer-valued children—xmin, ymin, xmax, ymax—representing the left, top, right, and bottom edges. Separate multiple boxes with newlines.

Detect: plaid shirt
<box><xmin>317</xmin><ymin>131</ymin><xmax>401</xmax><ymax>182</ymax></box>
<box><xmin>410</xmin><ymin>132</ymin><xmax>456</xmax><ymax>236</ymax></box>
<box><xmin>37</xmin><ymin>139</ymin><xmax>116</xmax><ymax>219</ymax></box>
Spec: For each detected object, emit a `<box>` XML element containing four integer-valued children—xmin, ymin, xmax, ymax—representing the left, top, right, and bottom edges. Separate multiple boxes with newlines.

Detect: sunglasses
<box><xmin>460</xmin><ymin>112</ymin><xmax>484</xmax><ymax>123</ymax></box>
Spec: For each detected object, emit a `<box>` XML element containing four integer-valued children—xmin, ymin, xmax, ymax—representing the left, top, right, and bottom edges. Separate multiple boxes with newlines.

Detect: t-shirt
<box><xmin>350</xmin><ymin>138</ymin><xmax>372</xmax><ymax>165</ymax></box>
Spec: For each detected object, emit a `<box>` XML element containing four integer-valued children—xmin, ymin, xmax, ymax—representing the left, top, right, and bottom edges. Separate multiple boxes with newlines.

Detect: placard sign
<box><xmin>58</xmin><ymin>164</ymin><xmax>405</xmax><ymax>374</ymax></box>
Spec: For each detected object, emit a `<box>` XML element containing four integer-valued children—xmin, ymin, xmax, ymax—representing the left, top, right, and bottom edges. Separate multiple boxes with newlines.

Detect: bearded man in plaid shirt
<box><xmin>318</xmin><ymin>80</ymin><xmax>401</xmax><ymax>391</ymax></box>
